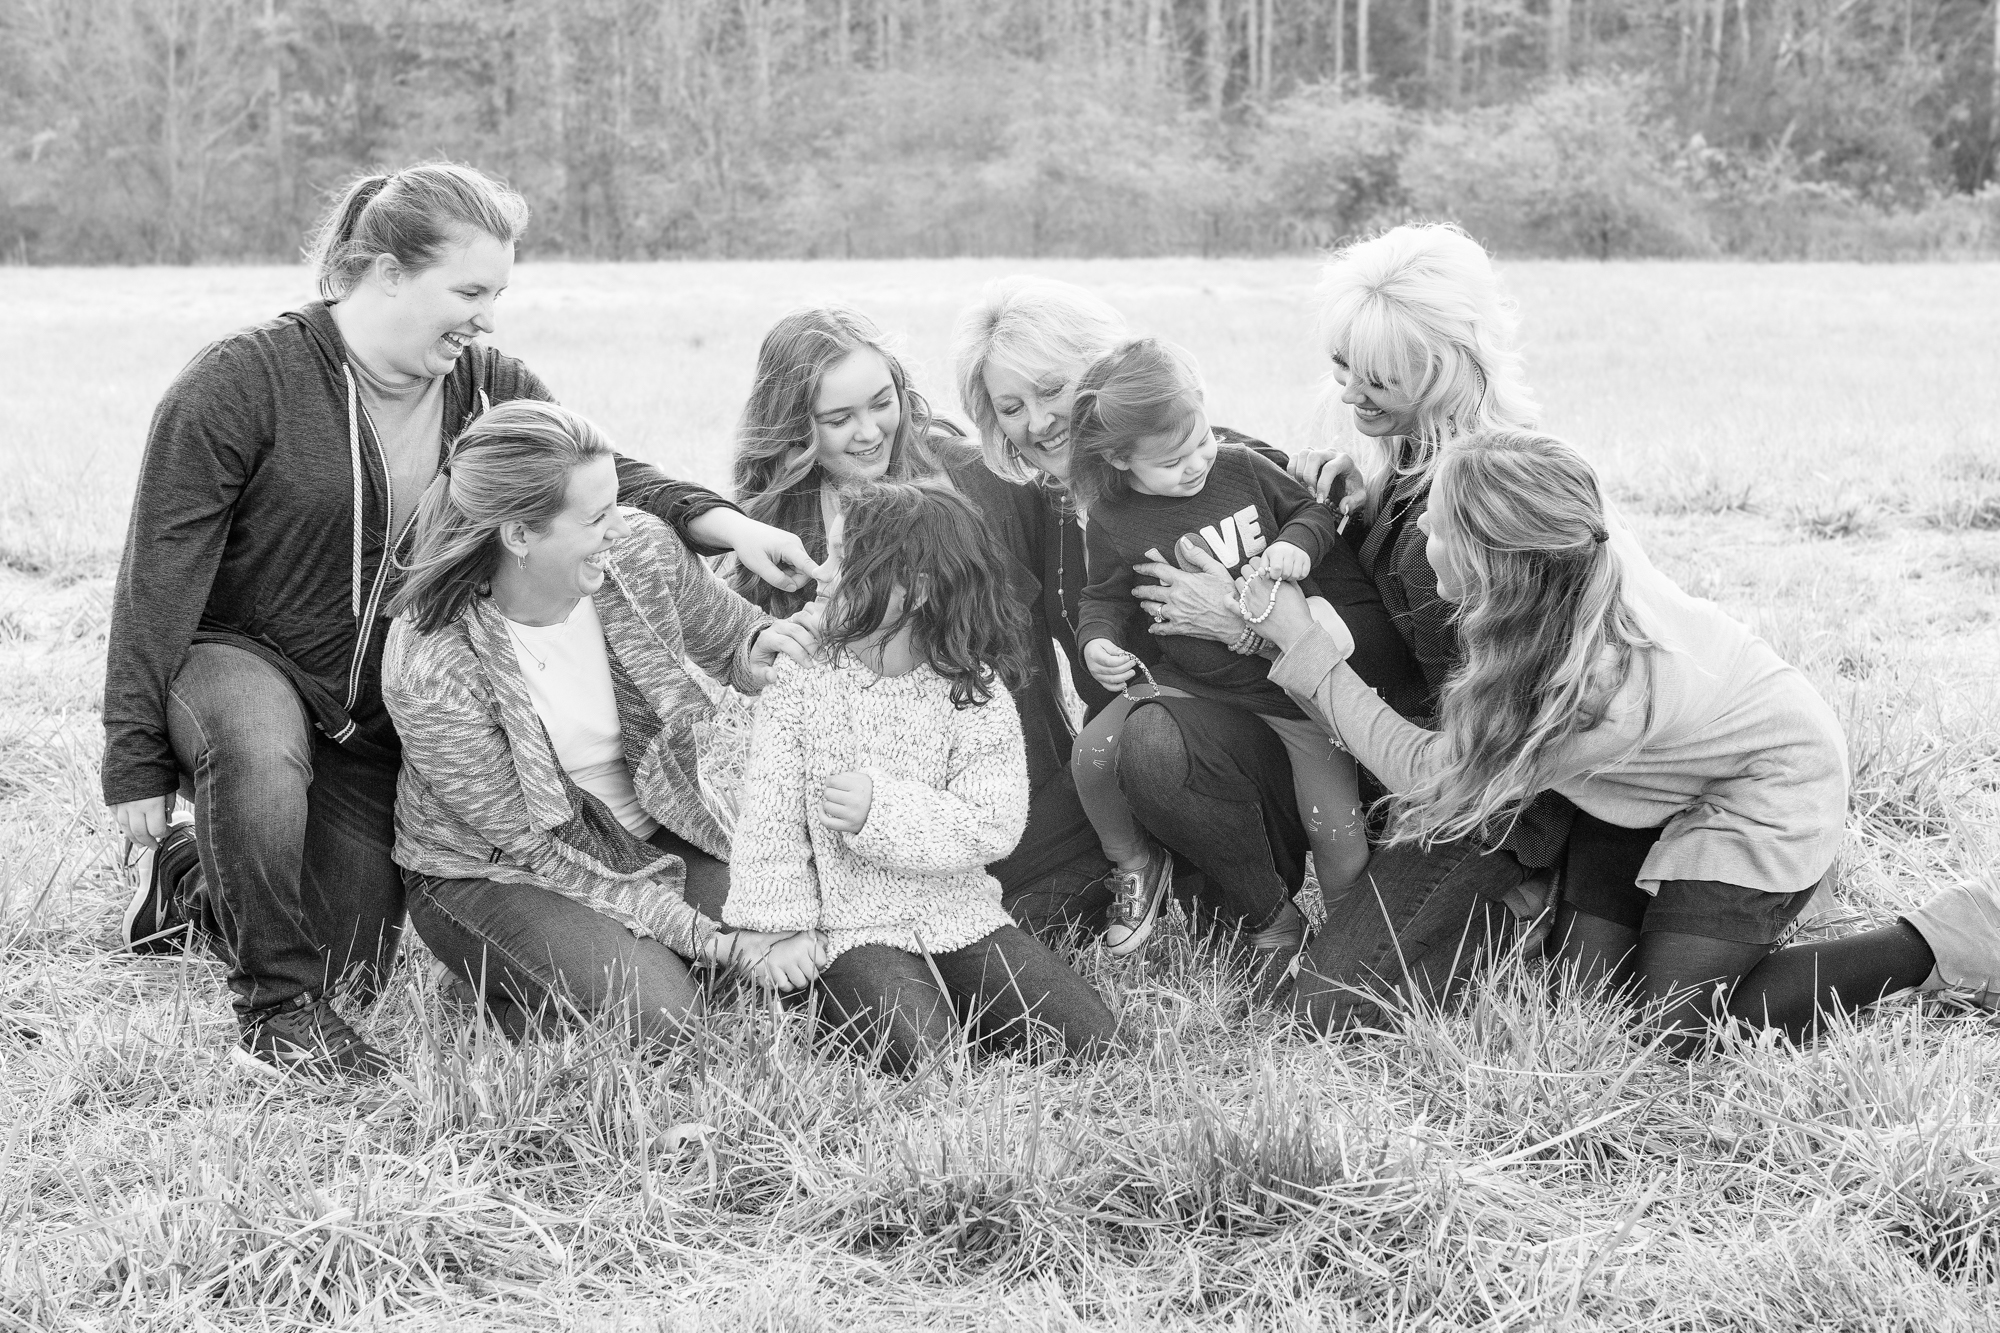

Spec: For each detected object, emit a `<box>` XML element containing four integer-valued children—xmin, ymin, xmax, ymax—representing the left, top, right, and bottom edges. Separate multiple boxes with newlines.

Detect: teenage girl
<box><xmin>1257</xmin><ymin>428</ymin><xmax>1999</xmax><ymax>1053</ymax></box>
<box><xmin>1068</xmin><ymin>337</ymin><xmax>1421</xmax><ymax>957</ymax></box>
<box><xmin>724</xmin><ymin>479</ymin><xmax>1118</xmax><ymax>1073</ymax></box>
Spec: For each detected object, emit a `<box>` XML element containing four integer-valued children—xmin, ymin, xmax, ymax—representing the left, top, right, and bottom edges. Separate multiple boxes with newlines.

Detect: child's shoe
<box><xmin>1903</xmin><ymin>874</ymin><xmax>2000</xmax><ymax>1010</ymax></box>
<box><xmin>1103</xmin><ymin>847</ymin><xmax>1174</xmax><ymax>957</ymax></box>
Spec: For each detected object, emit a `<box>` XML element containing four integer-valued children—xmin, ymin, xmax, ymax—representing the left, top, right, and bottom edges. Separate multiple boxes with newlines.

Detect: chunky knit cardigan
<box><xmin>724</xmin><ymin>654</ymin><xmax>1029</xmax><ymax>959</ymax></box>
<box><xmin>383</xmin><ymin>510</ymin><xmax>770</xmax><ymax>956</ymax></box>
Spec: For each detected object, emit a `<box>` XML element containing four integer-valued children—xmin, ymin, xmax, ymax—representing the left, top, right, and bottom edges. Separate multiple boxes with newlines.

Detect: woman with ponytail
<box><xmin>104</xmin><ymin>162</ymin><xmax>819</xmax><ymax>1080</ymax></box>
<box><xmin>1255</xmin><ymin>430</ymin><xmax>1999</xmax><ymax>1051</ymax></box>
<box><xmin>385</xmin><ymin>402</ymin><xmax>816</xmax><ymax>1045</ymax></box>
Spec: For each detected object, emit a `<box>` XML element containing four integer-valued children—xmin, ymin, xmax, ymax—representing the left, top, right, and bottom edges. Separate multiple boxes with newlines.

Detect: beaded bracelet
<box><xmin>1237</xmin><ymin>577</ymin><xmax>1282</xmax><ymax>626</ymax></box>
<box><xmin>1227</xmin><ymin>628</ymin><xmax>1266</xmax><ymax>655</ymax></box>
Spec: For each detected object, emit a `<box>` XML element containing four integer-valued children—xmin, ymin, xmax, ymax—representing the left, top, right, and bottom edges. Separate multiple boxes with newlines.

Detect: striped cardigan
<box><xmin>382</xmin><ymin>510</ymin><xmax>771</xmax><ymax>954</ymax></box>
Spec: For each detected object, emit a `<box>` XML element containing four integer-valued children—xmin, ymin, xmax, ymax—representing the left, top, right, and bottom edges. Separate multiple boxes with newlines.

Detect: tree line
<box><xmin>3</xmin><ymin>0</ymin><xmax>1998</xmax><ymax>264</ymax></box>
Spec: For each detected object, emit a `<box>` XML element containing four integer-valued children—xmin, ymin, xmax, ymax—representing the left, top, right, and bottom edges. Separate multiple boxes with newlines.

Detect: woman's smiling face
<box><xmin>1331</xmin><ymin>349</ymin><xmax>1423</xmax><ymax>440</ymax></box>
<box><xmin>380</xmin><ymin>230</ymin><xmax>513</xmax><ymax>380</ymax></box>
<box><xmin>983</xmin><ymin>358</ymin><xmax>1080</xmax><ymax>482</ymax></box>
<box><xmin>810</xmin><ymin>348</ymin><xmax>901</xmax><ymax>484</ymax></box>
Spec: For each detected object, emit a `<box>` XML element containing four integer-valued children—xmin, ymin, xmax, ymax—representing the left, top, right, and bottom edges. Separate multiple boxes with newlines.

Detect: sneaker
<box><xmin>121</xmin><ymin>819</ymin><xmax>199</xmax><ymax>955</ymax></box>
<box><xmin>1904</xmin><ymin>875</ymin><xmax>2000</xmax><ymax>1011</ymax></box>
<box><xmin>231</xmin><ymin>995</ymin><xmax>393</xmax><ymax>1080</ymax></box>
<box><xmin>1103</xmin><ymin>848</ymin><xmax>1174</xmax><ymax>957</ymax></box>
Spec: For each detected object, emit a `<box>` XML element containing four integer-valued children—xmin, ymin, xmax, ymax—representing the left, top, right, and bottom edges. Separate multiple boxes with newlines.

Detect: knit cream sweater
<box><xmin>724</xmin><ymin>655</ymin><xmax>1028</xmax><ymax>959</ymax></box>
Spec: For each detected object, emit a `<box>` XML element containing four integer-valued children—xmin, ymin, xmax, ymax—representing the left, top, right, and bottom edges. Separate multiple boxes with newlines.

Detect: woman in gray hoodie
<box><xmin>107</xmin><ymin>163</ymin><xmax>818</xmax><ymax>1079</ymax></box>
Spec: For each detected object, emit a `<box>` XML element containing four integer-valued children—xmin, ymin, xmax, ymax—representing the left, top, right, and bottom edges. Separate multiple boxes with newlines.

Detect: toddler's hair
<box><xmin>1065</xmin><ymin>337</ymin><xmax>1205</xmax><ymax>512</ymax></box>
<box><xmin>822</xmin><ymin>479</ymin><xmax>1030</xmax><ymax>708</ymax></box>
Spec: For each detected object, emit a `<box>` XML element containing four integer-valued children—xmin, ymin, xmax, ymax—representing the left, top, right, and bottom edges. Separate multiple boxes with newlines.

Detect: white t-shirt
<box><xmin>503</xmin><ymin>597</ymin><xmax>660</xmax><ymax>839</ymax></box>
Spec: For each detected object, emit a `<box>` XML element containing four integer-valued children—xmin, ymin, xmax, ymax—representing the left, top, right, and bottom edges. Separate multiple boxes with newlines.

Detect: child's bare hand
<box><xmin>1083</xmin><ymin>638</ymin><xmax>1138</xmax><ymax>689</ymax></box>
<box><xmin>1261</xmin><ymin>541</ymin><xmax>1312</xmax><ymax>581</ymax></box>
<box><xmin>751</xmin><ymin>931</ymin><xmax>825</xmax><ymax>991</ymax></box>
<box><xmin>708</xmin><ymin>928</ymin><xmax>782</xmax><ymax>969</ymax></box>
<box><xmin>821</xmin><ymin>770</ymin><xmax>874</xmax><ymax>833</ymax></box>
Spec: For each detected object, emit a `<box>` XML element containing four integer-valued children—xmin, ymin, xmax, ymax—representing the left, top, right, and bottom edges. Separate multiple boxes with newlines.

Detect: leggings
<box><xmin>1555</xmin><ymin>813</ymin><xmax>1936</xmax><ymax>1055</ymax></box>
<box><xmin>809</xmin><ymin>926</ymin><xmax>1117</xmax><ymax>1075</ymax></box>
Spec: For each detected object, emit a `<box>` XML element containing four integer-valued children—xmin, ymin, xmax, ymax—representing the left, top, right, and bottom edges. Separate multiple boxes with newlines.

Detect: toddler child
<box><xmin>724</xmin><ymin>479</ymin><xmax>1117</xmax><ymax>1073</ymax></box>
<box><xmin>1068</xmin><ymin>337</ymin><xmax>1420</xmax><ymax>956</ymax></box>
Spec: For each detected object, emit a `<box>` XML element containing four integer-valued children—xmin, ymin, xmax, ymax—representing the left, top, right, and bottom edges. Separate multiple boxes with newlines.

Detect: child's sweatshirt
<box><xmin>1078</xmin><ymin>442</ymin><xmax>1345</xmax><ymax>718</ymax></box>
<box><xmin>724</xmin><ymin>654</ymin><xmax>1029</xmax><ymax>960</ymax></box>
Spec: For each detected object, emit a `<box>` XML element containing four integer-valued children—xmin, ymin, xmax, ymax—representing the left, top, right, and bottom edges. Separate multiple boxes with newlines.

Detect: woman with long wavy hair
<box><xmin>1253</xmin><ymin>430</ymin><xmax>1999</xmax><ymax>1051</ymax></box>
<box><xmin>727</xmin><ymin>306</ymin><xmax>948</xmax><ymax>618</ymax></box>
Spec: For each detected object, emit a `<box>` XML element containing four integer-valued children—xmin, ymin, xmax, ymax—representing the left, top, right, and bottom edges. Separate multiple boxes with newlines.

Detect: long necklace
<box><xmin>1052</xmin><ymin>498</ymin><xmax>1082</xmax><ymax>632</ymax></box>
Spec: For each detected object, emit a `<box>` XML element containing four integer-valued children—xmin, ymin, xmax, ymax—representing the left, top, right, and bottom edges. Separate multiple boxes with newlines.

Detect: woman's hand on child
<box><xmin>746</xmin><ymin>619</ymin><xmax>818</xmax><ymax>688</ymax></box>
<box><xmin>820</xmin><ymin>770</ymin><xmax>874</xmax><ymax>833</ymax></box>
<box><xmin>693</xmin><ymin>509</ymin><xmax>828</xmax><ymax>593</ymax></box>
<box><xmin>1132</xmin><ymin>544</ymin><xmax>1248</xmax><ymax>645</ymax></box>
<box><xmin>750</xmin><ymin>931</ymin><xmax>829</xmax><ymax>991</ymax></box>
<box><xmin>1261</xmin><ymin>541</ymin><xmax>1312</xmax><ymax>581</ymax></box>
<box><xmin>1083</xmin><ymin>638</ymin><xmax>1139</xmax><ymax>689</ymax></box>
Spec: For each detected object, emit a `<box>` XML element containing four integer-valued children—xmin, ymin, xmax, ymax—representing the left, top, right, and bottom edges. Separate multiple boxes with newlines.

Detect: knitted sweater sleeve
<box><xmin>721</xmin><ymin>666</ymin><xmax>822</xmax><ymax>932</ymax></box>
<box><xmin>846</xmin><ymin>688</ymin><xmax>1029</xmax><ymax>875</ymax></box>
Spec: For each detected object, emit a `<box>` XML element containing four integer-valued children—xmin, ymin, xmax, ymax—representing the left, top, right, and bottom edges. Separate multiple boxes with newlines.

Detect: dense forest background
<box><xmin>3</xmin><ymin>0</ymin><xmax>1999</xmax><ymax>263</ymax></box>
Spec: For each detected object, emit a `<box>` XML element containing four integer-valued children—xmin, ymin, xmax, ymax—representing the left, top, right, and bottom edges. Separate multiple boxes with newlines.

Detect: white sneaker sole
<box><xmin>230</xmin><ymin>1044</ymin><xmax>297</xmax><ymax>1081</ymax></box>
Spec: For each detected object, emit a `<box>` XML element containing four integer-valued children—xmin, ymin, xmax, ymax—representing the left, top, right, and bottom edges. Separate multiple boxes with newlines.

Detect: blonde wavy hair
<box><xmin>1312</xmin><ymin>223</ymin><xmax>1539</xmax><ymax>511</ymax></box>
<box><xmin>1384</xmin><ymin>430</ymin><xmax>1655</xmax><ymax>848</ymax></box>
<box><xmin>951</xmin><ymin>276</ymin><xmax>1128</xmax><ymax>484</ymax></box>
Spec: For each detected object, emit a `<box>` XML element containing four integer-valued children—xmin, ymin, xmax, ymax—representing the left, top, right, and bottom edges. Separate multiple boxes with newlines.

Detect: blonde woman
<box><xmin>1127</xmin><ymin>227</ymin><xmax>1575</xmax><ymax>998</ymax></box>
<box><xmin>954</xmin><ymin>277</ymin><xmax>1326</xmax><ymax>954</ymax></box>
<box><xmin>384</xmin><ymin>402</ymin><xmax>817</xmax><ymax>1047</ymax></box>
<box><xmin>1257</xmin><ymin>431</ymin><xmax>1999</xmax><ymax>1050</ymax></box>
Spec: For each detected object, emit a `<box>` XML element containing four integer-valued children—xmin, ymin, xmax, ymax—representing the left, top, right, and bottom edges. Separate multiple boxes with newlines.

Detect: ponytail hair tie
<box><xmin>1591</xmin><ymin>527</ymin><xmax>1608</xmax><ymax>545</ymax></box>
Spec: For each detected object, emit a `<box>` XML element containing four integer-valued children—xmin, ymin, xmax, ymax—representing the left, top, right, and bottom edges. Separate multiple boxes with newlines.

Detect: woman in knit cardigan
<box><xmin>383</xmin><ymin>401</ymin><xmax>819</xmax><ymax>1045</ymax></box>
<box><xmin>1254</xmin><ymin>430</ymin><xmax>1999</xmax><ymax>1052</ymax></box>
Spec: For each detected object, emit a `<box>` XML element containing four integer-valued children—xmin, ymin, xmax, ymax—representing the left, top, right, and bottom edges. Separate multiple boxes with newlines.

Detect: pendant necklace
<box><xmin>505</xmin><ymin>618</ymin><xmax>549</xmax><ymax>671</ymax></box>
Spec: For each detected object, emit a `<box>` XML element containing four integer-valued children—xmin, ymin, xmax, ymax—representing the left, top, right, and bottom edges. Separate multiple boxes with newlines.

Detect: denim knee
<box><xmin>167</xmin><ymin>645</ymin><xmax>313</xmax><ymax>781</ymax></box>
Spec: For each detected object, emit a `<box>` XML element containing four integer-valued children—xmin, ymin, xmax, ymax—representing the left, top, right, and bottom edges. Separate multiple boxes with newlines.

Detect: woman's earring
<box><xmin>517</xmin><ymin>552</ymin><xmax>526</xmax><ymax>570</ymax></box>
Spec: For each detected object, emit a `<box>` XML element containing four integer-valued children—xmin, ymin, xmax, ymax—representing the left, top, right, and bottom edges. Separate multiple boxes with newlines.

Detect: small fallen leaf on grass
<box><xmin>660</xmin><ymin>1122</ymin><xmax>718</xmax><ymax>1153</ymax></box>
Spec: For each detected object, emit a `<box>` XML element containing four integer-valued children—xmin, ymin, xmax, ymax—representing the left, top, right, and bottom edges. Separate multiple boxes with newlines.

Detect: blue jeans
<box><xmin>406</xmin><ymin>830</ymin><xmax>728</xmax><ymax>1046</ymax></box>
<box><xmin>165</xmin><ymin>643</ymin><xmax>403</xmax><ymax>1019</ymax></box>
<box><xmin>1292</xmin><ymin>836</ymin><xmax>1531</xmax><ymax>1033</ymax></box>
<box><xmin>1115</xmin><ymin>697</ymin><xmax>1304</xmax><ymax>935</ymax></box>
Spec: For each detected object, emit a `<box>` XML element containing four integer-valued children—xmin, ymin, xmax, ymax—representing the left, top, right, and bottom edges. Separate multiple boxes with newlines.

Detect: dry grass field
<box><xmin>2</xmin><ymin>258</ymin><xmax>1999</xmax><ymax>1331</ymax></box>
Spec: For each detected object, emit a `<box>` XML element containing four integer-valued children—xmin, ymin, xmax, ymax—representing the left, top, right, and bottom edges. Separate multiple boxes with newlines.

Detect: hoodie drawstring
<box><xmin>343</xmin><ymin>365</ymin><xmax>364</xmax><ymax>621</ymax></box>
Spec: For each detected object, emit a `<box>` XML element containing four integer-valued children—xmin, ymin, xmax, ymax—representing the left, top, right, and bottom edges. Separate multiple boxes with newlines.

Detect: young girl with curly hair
<box><xmin>724</xmin><ymin>479</ymin><xmax>1119</xmax><ymax>1073</ymax></box>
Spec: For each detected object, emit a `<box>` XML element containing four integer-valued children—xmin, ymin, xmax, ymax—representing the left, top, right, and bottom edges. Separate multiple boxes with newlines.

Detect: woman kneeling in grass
<box><xmin>1255</xmin><ymin>429</ymin><xmax>1998</xmax><ymax>1053</ymax></box>
<box><xmin>383</xmin><ymin>401</ymin><xmax>816</xmax><ymax>1045</ymax></box>
<box><xmin>724</xmin><ymin>480</ymin><xmax>1119</xmax><ymax>1074</ymax></box>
